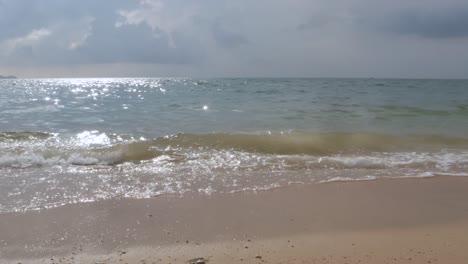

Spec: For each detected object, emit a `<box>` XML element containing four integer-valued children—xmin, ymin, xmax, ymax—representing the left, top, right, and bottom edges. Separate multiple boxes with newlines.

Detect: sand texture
<box><xmin>1</xmin><ymin>176</ymin><xmax>468</xmax><ymax>263</ymax></box>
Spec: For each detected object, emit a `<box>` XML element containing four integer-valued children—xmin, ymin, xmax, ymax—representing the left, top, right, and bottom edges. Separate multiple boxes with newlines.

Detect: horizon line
<box><xmin>2</xmin><ymin>76</ymin><xmax>468</xmax><ymax>80</ymax></box>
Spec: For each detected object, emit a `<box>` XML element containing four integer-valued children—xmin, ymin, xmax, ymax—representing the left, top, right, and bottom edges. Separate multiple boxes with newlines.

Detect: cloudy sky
<box><xmin>0</xmin><ymin>0</ymin><xmax>467</xmax><ymax>78</ymax></box>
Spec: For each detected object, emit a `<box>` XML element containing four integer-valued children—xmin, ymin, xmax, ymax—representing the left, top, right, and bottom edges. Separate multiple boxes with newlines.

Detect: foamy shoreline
<box><xmin>2</xmin><ymin>176</ymin><xmax>468</xmax><ymax>263</ymax></box>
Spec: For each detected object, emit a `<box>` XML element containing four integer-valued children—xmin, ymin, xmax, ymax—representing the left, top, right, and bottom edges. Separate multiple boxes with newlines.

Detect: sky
<box><xmin>0</xmin><ymin>0</ymin><xmax>468</xmax><ymax>78</ymax></box>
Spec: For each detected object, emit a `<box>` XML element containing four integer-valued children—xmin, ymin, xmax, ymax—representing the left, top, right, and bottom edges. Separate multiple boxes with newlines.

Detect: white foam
<box><xmin>317</xmin><ymin>151</ymin><xmax>468</xmax><ymax>171</ymax></box>
<box><xmin>66</xmin><ymin>154</ymin><xmax>100</xmax><ymax>165</ymax></box>
<box><xmin>0</xmin><ymin>151</ymin><xmax>123</xmax><ymax>167</ymax></box>
<box><xmin>75</xmin><ymin>130</ymin><xmax>111</xmax><ymax>146</ymax></box>
<box><xmin>319</xmin><ymin>175</ymin><xmax>377</xmax><ymax>183</ymax></box>
<box><xmin>435</xmin><ymin>172</ymin><xmax>468</xmax><ymax>177</ymax></box>
<box><xmin>319</xmin><ymin>156</ymin><xmax>384</xmax><ymax>168</ymax></box>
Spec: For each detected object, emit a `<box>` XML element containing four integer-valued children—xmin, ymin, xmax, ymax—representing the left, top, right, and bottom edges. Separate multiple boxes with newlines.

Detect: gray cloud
<box><xmin>297</xmin><ymin>18</ymin><xmax>329</xmax><ymax>31</ymax></box>
<box><xmin>0</xmin><ymin>0</ymin><xmax>203</xmax><ymax>66</ymax></box>
<box><xmin>77</xmin><ymin>19</ymin><xmax>202</xmax><ymax>65</ymax></box>
<box><xmin>0</xmin><ymin>0</ymin><xmax>468</xmax><ymax>78</ymax></box>
<box><xmin>349</xmin><ymin>1</ymin><xmax>468</xmax><ymax>39</ymax></box>
<box><xmin>379</xmin><ymin>9</ymin><xmax>468</xmax><ymax>38</ymax></box>
<box><xmin>212</xmin><ymin>19</ymin><xmax>248</xmax><ymax>49</ymax></box>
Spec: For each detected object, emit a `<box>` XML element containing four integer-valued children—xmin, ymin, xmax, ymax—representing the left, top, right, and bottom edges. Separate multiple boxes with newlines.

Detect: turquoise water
<box><xmin>1</xmin><ymin>78</ymin><xmax>468</xmax><ymax>211</ymax></box>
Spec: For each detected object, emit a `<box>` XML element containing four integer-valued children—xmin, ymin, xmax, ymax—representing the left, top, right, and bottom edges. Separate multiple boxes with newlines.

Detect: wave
<box><xmin>0</xmin><ymin>131</ymin><xmax>53</xmax><ymax>140</ymax></box>
<box><xmin>2</xmin><ymin>130</ymin><xmax>468</xmax><ymax>213</ymax></box>
<box><xmin>377</xmin><ymin>105</ymin><xmax>468</xmax><ymax>117</ymax></box>
<box><xmin>155</xmin><ymin>132</ymin><xmax>468</xmax><ymax>154</ymax></box>
<box><xmin>1</xmin><ymin>130</ymin><xmax>468</xmax><ymax>168</ymax></box>
<box><xmin>0</xmin><ymin>143</ymin><xmax>163</xmax><ymax>167</ymax></box>
<box><xmin>0</xmin><ymin>131</ymin><xmax>162</xmax><ymax>167</ymax></box>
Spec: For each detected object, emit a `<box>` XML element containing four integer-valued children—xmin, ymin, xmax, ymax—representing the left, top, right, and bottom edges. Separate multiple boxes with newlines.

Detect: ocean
<box><xmin>1</xmin><ymin>78</ymin><xmax>468</xmax><ymax>212</ymax></box>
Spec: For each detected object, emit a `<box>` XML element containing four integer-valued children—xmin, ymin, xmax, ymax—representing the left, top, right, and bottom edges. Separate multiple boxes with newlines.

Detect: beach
<box><xmin>2</xmin><ymin>0</ymin><xmax>468</xmax><ymax>260</ymax></box>
<box><xmin>2</xmin><ymin>176</ymin><xmax>468</xmax><ymax>264</ymax></box>
<box><xmin>1</xmin><ymin>78</ymin><xmax>468</xmax><ymax>263</ymax></box>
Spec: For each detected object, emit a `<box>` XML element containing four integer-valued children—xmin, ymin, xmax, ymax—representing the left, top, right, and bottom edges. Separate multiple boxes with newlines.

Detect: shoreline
<box><xmin>2</xmin><ymin>176</ymin><xmax>468</xmax><ymax>263</ymax></box>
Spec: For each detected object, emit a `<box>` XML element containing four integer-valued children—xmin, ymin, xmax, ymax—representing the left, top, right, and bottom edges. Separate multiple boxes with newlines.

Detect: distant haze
<box><xmin>0</xmin><ymin>0</ymin><xmax>467</xmax><ymax>78</ymax></box>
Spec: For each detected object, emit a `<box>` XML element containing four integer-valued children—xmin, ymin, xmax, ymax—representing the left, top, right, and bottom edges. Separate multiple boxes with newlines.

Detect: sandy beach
<box><xmin>1</xmin><ymin>176</ymin><xmax>468</xmax><ymax>264</ymax></box>
<box><xmin>2</xmin><ymin>0</ymin><xmax>468</xmax><ymax>262</ymax></box>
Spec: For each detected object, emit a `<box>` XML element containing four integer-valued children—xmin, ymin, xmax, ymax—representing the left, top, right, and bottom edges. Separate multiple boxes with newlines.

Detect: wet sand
<box><xmin>1</xmin><ymin>176</ymin><xmax>468</xmax><ymax>263</ymax></box>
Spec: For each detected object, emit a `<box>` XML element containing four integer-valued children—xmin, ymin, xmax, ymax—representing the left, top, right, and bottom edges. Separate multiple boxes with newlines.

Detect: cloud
<box><xmin>0</xmin><ymin>17</ymin><xmax>97</xmax><ymax>65</ymax></box>
<box><xmin>115</xmin><ymin>0</ymin><xmax>200</xmax><ymax>48</ymax></box>
<box><xmin>80</xmin><ymin>21</ymin><xmax>201</xmax><ymax>64</ymax></box>
<box><xmin>378</xmin><ymin>9</ymin><xmax>468</xmax><ymax>38</ymax></box>
<box><xmin>66</xmin><ymin>16</ymin><xmax>95</xmax><ymax>50</ymax></box>
<box><xmin>349</xmin><ymin>0</ymin><xmax>468</xmax><ymax>39</ymax></box>
<box><xmin>0</xmin><ymin>0</ymin><xmax>205</xmax><ymax>66</ymax></box>
<box><xmin>0</xmin><ymin>0</ymin><xmax>468</xmax><ymax>78</ymax></box>
<box><xmin>212</xmin><ymin>19</ymin><xmax>248</xmax><ymax>49</ymax></box>
<box><xmin>0</xmin><ymin>28</ymin><xmax>51</xmax><ymax>55</ymax></box>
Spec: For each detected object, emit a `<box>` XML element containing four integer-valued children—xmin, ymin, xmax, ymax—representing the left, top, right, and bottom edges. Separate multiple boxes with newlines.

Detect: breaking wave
<box><xmin>1</xmin><ymin>130</ymin><xmax>468</xmax><ymax>212</ymax></box>
<box><xmin>1</xmin><ymin>130</ymin><xmax>468</xmax><ymax>170</ymax></box>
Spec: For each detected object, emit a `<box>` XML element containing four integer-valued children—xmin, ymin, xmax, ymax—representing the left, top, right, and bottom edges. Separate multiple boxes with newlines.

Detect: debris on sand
<box><xmin>189</xmin><ymin>257</ymin><xmax>207</xmax><ymax>264</ymax></box>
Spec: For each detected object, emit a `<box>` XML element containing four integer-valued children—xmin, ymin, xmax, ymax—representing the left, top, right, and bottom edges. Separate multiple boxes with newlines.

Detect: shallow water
<box><xmin>1</xmin><ymin>78</ymin><xmax>468</xmax><ymax>212</ymax></box>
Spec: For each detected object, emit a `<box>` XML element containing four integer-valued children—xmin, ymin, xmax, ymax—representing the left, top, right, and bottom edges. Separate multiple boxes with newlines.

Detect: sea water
<box><xmin>1</xmin><ymin>78</ymin><xmax>468</xmax><ymax>211</ymax></box>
